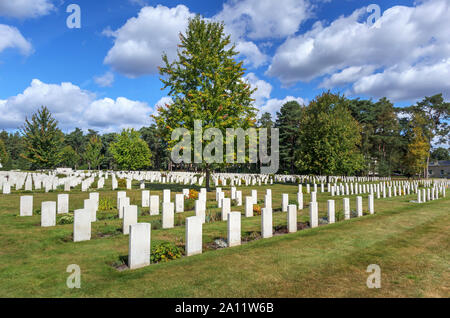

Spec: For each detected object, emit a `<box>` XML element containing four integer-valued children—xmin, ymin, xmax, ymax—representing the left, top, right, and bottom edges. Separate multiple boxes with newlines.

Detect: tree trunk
<box><xmin>205</xmin><ymin>164</ymin><xmax>211</xmax><ymax>192</ymax></box>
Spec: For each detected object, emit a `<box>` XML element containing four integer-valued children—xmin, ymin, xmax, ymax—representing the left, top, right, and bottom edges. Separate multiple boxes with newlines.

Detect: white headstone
<box><xmin>287</xmin><ymin>204</ymin><xmax>297</xmax><ymax>233</ymax></box>
<box><xmin>73</xmin><ymin>209</ymin><xmax>91</xmax><ymax>242</ymax></box>
<box><xmin>128</xmin><ymin>223</ymin><xmax>151</xmax><ymax>270</ymax></box>
<box><xmin>327</xmin><ymin>200</ymin><xmax>335</xmax><ymax>224</ymax></box>
<box><xmin>150</xmin><ymin>195</ymin><xmax>159</xmax><ymax>215</ymax></box>
<box><xmin>162</xmin><ymin>202</ymin><xmax>174</xmax><ymax>229</ymax></box>
<box><xmin>261</xmin><ymin>208</ymin><xmax>273</xmax><ymax>238</ymax></box>
<box><xmin>41</xmin><ymin>201</ymin><xmax>56</xmax><ymax>227</ymax></box>
<box><xmin>20</xmin><ymin>195</ymin><xmax>33</xmax><ymax>216</ymax></box>
<box><xmin>185</xmin><ymin>216</ymin><xmax>202</xmax><ymax>256</ymax></box>
<box><xmin>57</xmin><ymin>194</ymin><xmax>69</xmax><ymax>214</ymax></box>
<box><xmin>227</xmin><ymin>212</ymin><xmax>241</xmax><ymax>247</ymax></box>
<box><xmin>123</xmin><ymin>205</ymin><xmax>138</xmax><ymax>235</ymax></box>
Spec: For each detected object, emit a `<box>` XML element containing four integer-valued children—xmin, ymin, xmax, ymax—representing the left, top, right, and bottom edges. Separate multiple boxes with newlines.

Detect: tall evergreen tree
<box><xmin>20</xmin><ymin>106</ymin><xmax>63</xmax><ymax>169</ymax></box>
<box><xmin>275</xmin><ymin>101</ymin><xmax>303</xmax><ymax>174</ymax></box>
<box><xmin>140</xmin><ymin>125</ymin><xmax>169</xmax><ymax>170</ymax></box>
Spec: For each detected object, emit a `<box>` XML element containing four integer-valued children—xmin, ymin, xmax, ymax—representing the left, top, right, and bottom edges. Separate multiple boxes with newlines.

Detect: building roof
<box><xmin>429</xmin><ymin>160</ymin><xmax>450</xmax><ymax>167</ymax></box>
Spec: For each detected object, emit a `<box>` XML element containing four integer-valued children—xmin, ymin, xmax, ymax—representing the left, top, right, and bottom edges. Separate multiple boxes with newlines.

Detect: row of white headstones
<box><xmin>17</xmin><ymin>181</ymin><xmax>447</xmax><ymax>269</ymax></box>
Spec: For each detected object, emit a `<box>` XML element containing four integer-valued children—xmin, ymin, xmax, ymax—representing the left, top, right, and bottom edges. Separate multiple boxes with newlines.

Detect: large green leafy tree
<box><xmin>64</xmin><ymin>127</ymin><xmax>85</xmax><ymax>169</ymax></box>
<box><xmin>60</xmin><ymin>145</ymin><xmax>80</xmax><ymax>169</ymax></box>
<box><xmin>20</xmin><ymin>106</ymin><xmax>64</xmax><ymax>169</ymax></box>
<box><xmin>0</xmin><ymin>131</ymin><xmax>29</xmax><ymax>170</ymax></box>
<box><xmin>154</xmin><ymin>16</ymin><xmax>257</xmax><ymax>190</ymax></box>
<box><xmin>275</xmin><ymin>101</ymin><xmax>303</xmax><ymax>174</ymax></box>
<box><xmin>109</xmin><ymin>129</ymin><xmax>152</xmax><ymax>171</ymax></box>
<box><xmin>140</xmin><ymin>125</ymin><xmax>169</xmax><ymax>170</ymax></box>
<box><xmin>408</xmin><ymin>94</ymin><xmax>449</xmax><ymax>178</ymax></box>
<box><xmin>295</xmin><ymin>93</ymin><xmax>364</xmax><ymax>175</ymax></box>
<box><xmin>84</xmin><ymin>135</ymin><xmax>104</xmax><ymax>170</ymax></box>
<box><xmin>431</xmin><ymin>147</ymin><xmax>450</xmax><ymax>161</ymax></box>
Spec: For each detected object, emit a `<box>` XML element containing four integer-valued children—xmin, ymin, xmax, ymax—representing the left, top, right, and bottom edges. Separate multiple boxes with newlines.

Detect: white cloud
<box><xmin>235</xmin><ymin>41</ymin><xmax>269</xmax><ymax>68</ymax></box>
<box><xmin>215</xmin><ymin>0</ymin><xmax>310</xmax><ymax>40</ymax></box>
<box><xmin>320</xmin><ymin>65</ymin><xmax>376</xmax><ymax>88</ymax></box>
<box><xmin>0</xmin><ymin>0</ymin><xmax>54</xmax><ymax>19</ymax></box>
<box><xmin>0</xmin><ymin>79</ymin><xmax>152</xmax><ymax>132</ymax></box>
<box><xmin>0</xmin><ymin>24</ymin><xmax>32</xmax><ymax>55</ymax></box>
<box><xmin>260</xmin><ymin>96</ymin><xmax>306</xmax><ymax>116</ymax></box>
<box><xmin>244</xmin><ymin>72</ymin><xmax>272</xmax><ymax>106</ymax></box>
<box><xmin>94</xmin><ymin>72</ymin><xmax>115</xmax><ymax>87</ymax></box>
<box><xmin>243</xmin><ymin>72</ymin><xmax>305</xmax><ymax>116</ymax></box>
<box><xmin>104</xmin><ymin>5</ymin><xmax>194</xmax><ymax>78</ymax></box>
<box><xmin>353</xmin><ymin>59</ymin><xmax>450</xmax><ymax>101</ymax></box>
<box><xmin>267</xmin><ymin>0</ymin><xmax>450</xmax><ymax>101</ymax></box>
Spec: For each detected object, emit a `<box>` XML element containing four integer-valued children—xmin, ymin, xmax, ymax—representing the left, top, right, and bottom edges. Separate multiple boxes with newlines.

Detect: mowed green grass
<box><xmin>0</xmin><ymin>181</ymin><xmax>448</xmax><ymax>297</ymax></box>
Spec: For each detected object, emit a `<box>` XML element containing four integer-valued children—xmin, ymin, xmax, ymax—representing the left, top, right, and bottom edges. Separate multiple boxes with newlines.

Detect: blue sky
<box><xmin>0</xmin><ymin>0</ymin><xmax>448</xmax><ymax>133</ymax></box>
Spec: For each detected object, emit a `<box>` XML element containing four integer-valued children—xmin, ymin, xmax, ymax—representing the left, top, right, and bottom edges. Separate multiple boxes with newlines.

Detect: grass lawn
<box><xmin>0</xmin><ymin>181</ymin><xmax>448</xmax><ymax>297</ymax></box>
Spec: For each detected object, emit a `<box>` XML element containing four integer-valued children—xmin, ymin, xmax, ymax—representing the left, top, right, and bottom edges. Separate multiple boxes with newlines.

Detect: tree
<box><xmin>275</xmin><ymin>101</ymin><xmax>303</xmax><ymax>174</ymax></box>
<box><xmin>295</xmin><ymin>93</ymin><xmax>364</xmax><ymax>175</ymax></box>
<box><xmin>109</xmin><ymin>129</ymin><xmax>152</xmax><ymax>171</ymax></box>
<box><xmin>408</xmin><ymin>94</ymin><xmax>449</xmax><ymax>178</ymax></box>
<box><xmin>404</xmin><ymin>115</ymin><xmax>429</xmax><ymax>177</ymax></box>
<box><xmin>20</xmin><ymin>106</ymin><xmax>64</xmax><ymax>169</ymax></box>
<box><xmin>64</xmin><ymin>127</ymin><xmax>85</xmax><ymax>169</ymax></box>
<box><xmin>154</xmin><ymin>15</ymin><xmax>257</xmax><ymax>191</ymax></box>
<box><xmin>140</xmin><ymin>125</ymin><xmax>169</xmax><ymax>170</ymax></box>
<box><xmin>60</xmin><ymin>145</ymin><xmax>80</xmax><ymax>169</ymax></box>
<box><xmin>84</xmin><ymin>136</ymin><xmax>104</xmax><ymax>170</ymax></box>
<box><xmin>431</xmin><ymin>147</ymin><xmax>450</xmax><ymax>161</ymax></box>
<box><xmin>0</xmin><ymin>139</ymin><xmax>9</xmax><ymax>169</ymax></box>
<box><xmin>348</xmin><ymin>97</ymin><xmax>404</xmax><ymax>176</ymax></box>
<box><xmin>100</xmin><ymin>133</ymin><xmax>116</xmax><ymax>170</ymax></box>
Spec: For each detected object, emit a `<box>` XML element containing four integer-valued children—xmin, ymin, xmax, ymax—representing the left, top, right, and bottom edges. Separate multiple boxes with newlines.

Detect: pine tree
<box><xmin>20</xmin><ymin>106</ymin><xmax>63</xmax><ymax>169</ymax></box>
<box><xmin>275</xmin><ymin>101</ymin><xmax>303</xmax><ymax>174</ymax></box>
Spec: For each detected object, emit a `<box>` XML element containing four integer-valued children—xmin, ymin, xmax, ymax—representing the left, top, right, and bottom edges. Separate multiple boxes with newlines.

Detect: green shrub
<box><xmin>151</xmin><ymin>242</ymin><xmax>183</xmax><ymax>263</ymax></box>
<box><xmin>57</xmin><ymin>214</ymin><xmax>74</xmax><ymax>225</ymax></box>
<box><xmin>205</xmin><ymin>211</ymin><xmax>221</xmax><ymax>223</ymax></box>
<box><xmin>98</xmin><ymin>198</ymin><xmax>114</xmax><ymax>211</ymax></box>
<box><xmin>151</xmin><ymin>220</ymin><xmax>162</xmax><ymax>230</ymax></box>
<box><xmin>98</xmin><ymin>224</ymin><xmax>121</xmax><ymax>236</ymax></box>
<box><xmin>184</xmin><ymin>198</ymin><xmax>195</xmax><ymax>211</ymax></box>
<box><xmin>97</xmin><ymin>212</ymin><xmax>116</xmax><ymax>220</ymax></box>
<box><xmin>117</xmin><ymin>178</ymin><xmax>126</xmax><ymax>188</ymax></box>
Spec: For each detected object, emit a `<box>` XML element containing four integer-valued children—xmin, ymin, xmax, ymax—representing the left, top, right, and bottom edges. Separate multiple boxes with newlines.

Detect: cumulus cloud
<box><xmin>0</xmin><ymin>24</ymin><xmax>32</xmax><ymax>55</ymax></box>
<box><xmin>243</xmin><ymin>72</ymin><xmax>305</xmax><ymax>116</ymax></box>
<box><xmin>0</xmin><ymin>79</ymin><xmax>153</xmax><ymax>132</ymax></box>
<box><xmin>94</xmin><ymin>72</ymin><xmax>115</xmax><ymax>87</ymax></box>
<box><xmin>215</xmin><ymin>0</ymin><xmax>310</xmax><ymax>40</ymax></box>
<box><xmin>0</xmin><ymin>0</ymin><xmax>55</xmax><ymax>19</ymax></box>
<box><xmin>353</xmin><ymin>59</ymin><xmax>450</xmax><ymax>101</ymax></box>
<box><xmin>104</xmin><ymin>5</ymin><xmax>194</xmax><ymax>78</ymax></box>
<box><xmin>260</xmin><ymin>96</ymin><xmax>307</xmax><ymax>116</ymax></box>
<box><xmin>267</xmin><ymin>0</ymin><xmax>450</xmax><ymax>101</ymax></box>
<box><xmin>244</xmin><ymin>72</ymin><xmax>272</xmax><ymax>106</ymax></box>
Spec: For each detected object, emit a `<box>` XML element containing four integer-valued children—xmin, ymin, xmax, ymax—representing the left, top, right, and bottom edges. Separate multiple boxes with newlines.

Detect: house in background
<box><xmin>428</xmin><ymin>160</ymin><xmax>450</xmax><ymax>179</ymax></box>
